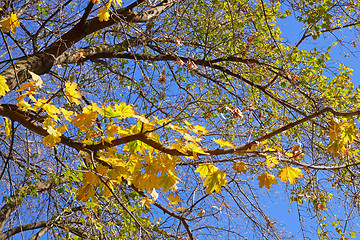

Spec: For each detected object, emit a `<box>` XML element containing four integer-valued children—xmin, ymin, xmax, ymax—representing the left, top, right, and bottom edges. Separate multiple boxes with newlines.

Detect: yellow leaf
<box><xmin>140</xmin><ymin>197</ymin><xmax>154</xmax><ymax>209</ymax></box>
<box><xmin>4</xmin><ymin>117</ymin><xmax>11</xmax><ymax>139</ymax></box>
<box><xmin>61</xmin><ymin>108</ymin><xmax>75</xmax><ymax>121</ymax></box>
<box><xmin>72</xmin><ymin>111</ymin><xmax>98</xmax><ymax>128</ymax></box>
<box><xmin>203</xmin><ymin>170</ymin><xmax>228</xmax><ymax>194</ymax></box>
<box><xmin>159</xmin><ymin>172</ymin><xmax>179</xmax><ymax>192</ymax></box>
<box><xmin>76</xmin><ymin>184</ymin><xmax>95</xmax><ymax>202</ymax></box>
<box><xmin>98</xmin><ymin>0</ymin><xmax>112</xmax><ymax>22</ymax></box>
<box><xmin>183</xmin><ymin>133</ymin><xmax>201</xmax><ymax>143</ymax></box>
<box><xmin>96</xmin><ymin>165</ymin><xmax>108</xmax><ymax>175</ymax></box>
<box><xmin>17</xmin><ymin>81</ymin><xmax>36</xmax><ymax>92</ymax></box>
<box><xmin>167</xmin><ymin>194</ymin><xmax>182</xmax><ymax>205</ymax></box>
<box><xmin>65</xmin><ymin>82</ymin><xmax>82</xmax><ymax>105</ymax></box>
<box><xmin>82</xmin><ymin>171</ymin><xmax>100</xmax><ymax>185</ymax></box>
<box><xmin>278</xmin><ymin>166</ymin><xmax>303</xmax><ymax>184</ymax></box>
<box><xmin>232</xmin><ymin>161</ymin><xmax>247</xmax><ymax>174</ymax></box>
<box><xmin>0</xmin><ymin>13</ymin><xmax>20</xmax><ymax>33</ymax></box>
<box><xmin>195</xmin><ymin>163</ymin><xmax>219</xmax><ymax>179</ymax></box>
<box><xmin>266</xmin><ymin>155</ymin><xmax>279</xmax><ymax>168</ymax></box>
<box><xmin>173</xmin><ymin>207</ymin><xmax>187</xmax><ymax>211</ymax></box>
<box><xmin>257</xmin><ymin>172</ymin><xmax>277</xmax><ymax>189</ymax></box>
<box><xmin>28</xmin><ymin>71</ymin><xmax>43</xmax><ymax>88</ymax></box>
<box><xmin>43</xmin><ymin>126</ymin><xmax>61</xmax><ymax>147</ymax></box>
<box><xmin>213</xmin><ymin>138</ymin><xmax>235</xmax><ymax>148</ymax></box>
<box><xmin>0</xmin><ymin>75</ymin><xmax>9</xmax><ymax>96</ymax></box>
<box><xmin>106</xmin><ymin>124</ymin><xmax>119</xmax><ymax>138</ymax></box>
<box><xmin>186</xmin><ymin>142</ymin><xmax>209</xmax><ymax>156</ymax></box>
<box><xmin>193</xmin><ymin>124</ymin><xmax>210</xmax><ymax>135</ymax></box>
<box><xmin>115</xmin><ymin>102</ymin><xmax>135</xmax><ymax>119</ymax></box>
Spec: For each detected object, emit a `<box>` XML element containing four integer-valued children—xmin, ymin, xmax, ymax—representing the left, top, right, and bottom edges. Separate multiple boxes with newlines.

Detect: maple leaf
<box><xmin>158</xmin><ymin>71</ymin><xmax>166</xmax><ymax>84</ymax></box>
<box><xmin>140</xmin><ymin>197</ymin><xmax>154</xmax><ymax>209</ymax></box>
<box><xmin>203</xmin><ymin>170</ymin><xmax>228</xmax><ymax>194</ymax></box>
<box><xmin>43</xmin><ymin>126</ymin><xmax>61</xmax><ymax>147</ymax></box>
<box><xmin>278</xmin><ymin>166</ymin><xmax>303</xmax><ymax>184</ymax></box>
<box><xmin>186</xmin><ymin>142</ymin><xmax>209</xmax><ymax>159</ymax></box>
<box><xmin>76</xmin><ymin>184</ymin><xmax>95</xmax><ymax>202</ymax></box>
<box><xmin>195</xmin><ymin>163</ymin><xmax>219</xmax><ymax>179</ymax></box>
<box><xmin>82</xmin><ymin>172</ymin><xmax>100</xmax><ymax>185</ymax></box>
<box><xmin>0</xmin><ymin>75</ymin><xmax>9</xmax><ymax>96</ymax></box>
<box><xmin>257</xmin><ymin>172</ymin><xmax>277</xmax><ymax>189</ymax></box>
<box><xmin>65</xmin><ymin>82</ymin><xmax>82</xmax><ymax>105</ymax></box>
<box><xmin>104</xmin><ymin>102</ymin><xmax>134</xmax><ymax>119</ymax></box>
<box><xmin>159</xmin><ymin>172</ymin><xmax>179</xmax><ymax>192</ymax></box>
<box><xmin>266</xmin><ymin>155</ymin><xmax>279</xmax><ymax>168</ymax></box>
<box><xmin>173</xmin><ymin>207</ymin><xmax>187</xmax><ymax>211</ymax></box>
<box><xmin>106</xmin><ymin>124</ymin><xmax>119</xmax><ymax>138</ymax></box>
<box><xmin>232</xmin><ymin>161</ymin><xmax>247</xmax><ymax>174</ymax></box>
<box><xmin>342</xmin><ymin>121</ymin><xmax>358</xmax><ymax>144</ymax></box>
<box><xmin>193</xmin><ymin>124</ymin><xmax>210</xmax><ymax>135</ymax></box>
<box><xmin>326</xmin><ymin>140</ymin><xmax>346</xmax><ymax>157</ymax></box>
<box><xmin>150</xmin><ymin>188</ymin><xmax>158</xmax><ymax>200</ymax></box>
<box><xmin>28</xmin><ymin>71</ymin><xmax>43</xmax><ymax>88</ymax></box>
<box><xmin>0</xmin><ymin>13</ymin><xmax>20</xmax><ymax>33</ymax></box>
<box><xmin>98</xmin><ymin>0</ymin><xmax>112</xmax><ymax>22</ymax></box>
<box><xmin>328</xmin><ymin>118</ymin><xmax>343</xmax><ymax>141</ymax></box>
<box><xmin>167</xmin><ymin>194</ymin><xmax>182</xmax><ymax>205</ymax></box>
<box><xmin>123</xmin><ymin>140</ymin><xmax>147</xmax><ymax>154</ymax></box>
<box><xmin>213</xmin><ymin>138</ymin><xmax>235</xmax><ymax>148</ymax></box>
<box><xmin>72</xmin><ymin>111</ymin><xmax>98</xmax><ymax>128</ymax></box>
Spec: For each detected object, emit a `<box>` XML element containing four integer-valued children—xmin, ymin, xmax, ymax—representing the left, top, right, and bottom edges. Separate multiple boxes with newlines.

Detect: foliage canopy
<box><xmin>1</xmin><ymin>0</ymin><xmax>360</xmax><ymax>239</ymax></box>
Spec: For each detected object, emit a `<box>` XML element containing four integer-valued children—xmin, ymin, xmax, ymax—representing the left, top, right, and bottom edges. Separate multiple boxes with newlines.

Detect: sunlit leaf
<box><xmin>65</xmin><ymin>82</ymin><xmax>82</xmax><ymax>105</ymax></box>
<box><xmin>0</xmin><ymin>75</ymin><xmax>9</xmax><ymax>96</ymax></box>
<box><xmin>257</xmin><ymin>172</ymin><xmax>277</xmax><ymax>189</ymax></box>
<box><xmin>278</xmin><ymin>166</ymin><xmax>303</xmax><ymax>184</ymax></box>
<box><xmin>203</xmin><ymin>170</ymin><xmax>228</xmax><ymax>194</ymax></box>
<box><xmin>167</xmin><ymin>193</ymin><xmax>182</xmax><ymax>205</ymax></box>
<box><xmin>213</xmin><ymin>138</ymin><xmax>235</xmax><ymax>148</ymax></box>
<box><xmin>0</xmin><ymin>13</ymin><xmax>20</xmax><ymax>33</ymax></box>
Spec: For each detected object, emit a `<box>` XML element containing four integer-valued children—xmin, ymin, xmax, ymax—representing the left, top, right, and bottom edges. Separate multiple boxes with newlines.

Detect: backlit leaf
<box><xmin>203</xmin><ymin>170</ymin><xmax>228</xmax><ymax>194</ymax></box>
<box><xmin>167</xmin><ymin>193</ymin><xmax>182</xmax><ymax>205</ymax></box>
<box><xmin>65</xmin><ymin>82</ymin><xmax>82</xmax><ymax>105</ymax></box>
<box><xmin>233</xmin><ymin>161</ymin><xmax>247</xmax><ymax>174</ymax></box>
<box><xmin>195</xmin><ymin>163</ymin><xmax>219</xmax><ymax>179</ymax></box>
<box><xmin>213</xmin><ymin>138</ymin><xmax>235</xmax><ymax>148</ymax></box>
<box><xmin>257</xmin><ymin>172</ymin><xmax>277</xmax><ymax>189</ymax></box>
<box><xmin>278</xmin><ymin>166</ymin><xmax>303</xmax><ymax>184</ymax></box>
<box><xmin>0</xmin><ymin>75</ymin><xmax>9</xmax><ymax>96</ymax></box>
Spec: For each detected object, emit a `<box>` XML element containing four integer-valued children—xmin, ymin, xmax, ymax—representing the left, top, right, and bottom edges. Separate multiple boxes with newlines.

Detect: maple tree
<box><xmin>1</xmin><ymin>0</ymin><xmax>360</xmax><ymax>239</ymax></box>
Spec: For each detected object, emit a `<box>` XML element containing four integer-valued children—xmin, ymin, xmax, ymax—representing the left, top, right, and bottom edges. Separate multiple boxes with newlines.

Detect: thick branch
<box><xmin>1</xmin><ymin>0</ymin><xmax>178</xmax><ymax>92</ymax></box>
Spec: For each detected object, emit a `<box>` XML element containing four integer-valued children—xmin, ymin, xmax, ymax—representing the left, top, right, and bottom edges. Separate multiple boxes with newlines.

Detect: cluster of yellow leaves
<box><xmin>0</xmin><ymin>12</ymin><xmax>20</xmax><ymax>33</ymax></box>
<box><xmin>195</xmin><ymin>163</ymin><xmax>228</xmax><ymax>194</ymax></box>
<box><xmin>77</xmin><ymin>165</ymin><xmax>112</xmax><ymax>202</ymax></box>
<box><xmin>97</xmin><ymin>0</ymin><xmax>123</xmax><ymax>22</ymax></box>
<box><xmin>257</xmin><ymin>166</ymin><xmax>303</xmax><ymax>189</ymax></box>
<box><xmin>326</xmin><ymin>118</ymin><xmax>358</xmax><ymax>157</ymax></box>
